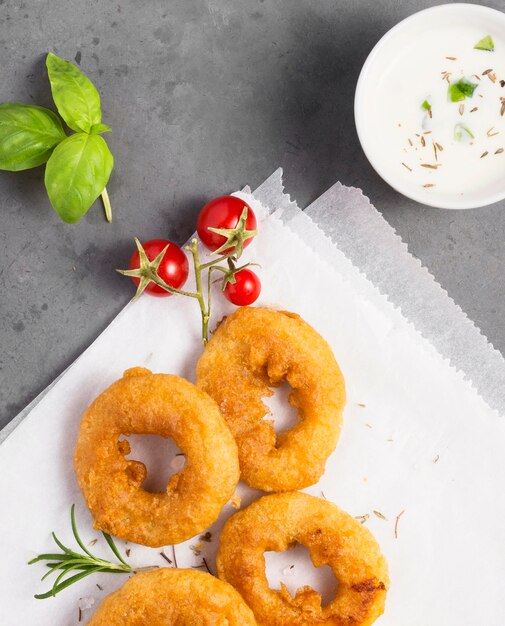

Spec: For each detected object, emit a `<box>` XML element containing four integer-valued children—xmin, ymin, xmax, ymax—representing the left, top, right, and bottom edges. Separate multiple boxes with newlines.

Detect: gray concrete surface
<box><xmin>1</xmin><ymin>0</ymin><xmax>504</xmax><ymax>429</ymax></box>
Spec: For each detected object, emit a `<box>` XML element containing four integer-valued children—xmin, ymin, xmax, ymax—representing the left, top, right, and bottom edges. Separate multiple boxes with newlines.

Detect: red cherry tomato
<box><xmin>129</xmin><ymin>239</ymin><xmax>189</xmax><ymax>297</ymax></box>
<box><xmin>224</xmin><ymin>268</ymin><xmax>261</xmax><ymax>306</ymax></box>
<box><xmin>197</xmin><ymin>195</ymin><xmax>257</xmax><ymax>254</ymax></box>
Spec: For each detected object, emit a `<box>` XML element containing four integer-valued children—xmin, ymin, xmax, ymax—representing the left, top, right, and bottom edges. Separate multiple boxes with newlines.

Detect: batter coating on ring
<box><xmin>74</xmin><ymin>367</ymin><xmax>239</xmax><ymax>547</ymax></box>
<box><xmin>197</xmin><ymin>307</ymin><xmax>346</xmax><ymax>492</ymax></box>
<box><xmin>217</xmin><ymin>492</ymin><xmax>389</xmax><ymax>626</ymax></box>
<box><xmin>87</xmin><ymin>568</ymin><xmax>257</xmax><ymax>625</ymax></box>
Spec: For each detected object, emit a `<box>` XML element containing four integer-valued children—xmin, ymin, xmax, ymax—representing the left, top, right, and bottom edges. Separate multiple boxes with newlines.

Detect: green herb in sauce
<box><xmin>421</xmin><ymin>99</ymin><xmax>432</xmax><ymax>111</ymax></box>
<box><xmin>474</xmin><ymin>35</ymin><xmax>495</xmax><ymax>52</ymax></box>
<box><xmin>448</xmin><ymin>78</ymin><xmax>478</xmax><ymax>102</ymax></box>
<box><xmin>454</xmin><ymin>123</ymin><xmax>475</xmax><ymax>141</ymax></box>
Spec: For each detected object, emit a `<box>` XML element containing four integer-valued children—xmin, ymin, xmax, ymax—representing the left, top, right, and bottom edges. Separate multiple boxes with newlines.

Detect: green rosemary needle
<box><xmin>29</xmin><ymin>505</ymin><xmax>157</xmax><ymax>599</ymax></box>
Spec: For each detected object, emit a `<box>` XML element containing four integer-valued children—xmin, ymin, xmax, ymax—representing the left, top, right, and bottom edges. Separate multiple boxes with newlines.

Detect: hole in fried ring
<box><xmin>197</xmin><ymin>307</ymin><xmax>346</xmax><ymax>492</ymax></box>
<box><xmin>217</xmin><ymin>492</ymin><xmax>389</xmax><ymax>626</ymax></box>
<box><xmin>262</xmin><ymin>381</ymin><xmax>300</xmax><ymax>440</ymax></box>
<box><xmin>74</xmin><ymin>368</ymin><xmax>240</xmax><ymax>547</ymax></box>
<box><xmin>120</xmin><ymin>433</ymin><xmax>185</xmax><ymax>494</ymax></box>
<box><xmin>265</xmin><ymin>543</ymin><xmax>339</xmax><ymax>607</ymax></box>
<box><xmin>87</xmin><ymin>568</ymin><xmax>257</xmax><ymax>625</ymax></box>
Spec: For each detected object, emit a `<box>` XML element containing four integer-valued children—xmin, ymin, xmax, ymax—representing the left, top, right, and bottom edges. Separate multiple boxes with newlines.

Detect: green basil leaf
<box><xmin>44</xmin><ymin>133</ymin><xmax>113</xmax><ymax>223</ymax></box>
<box><xmin>46</xmin><ymin>52</ymin><xmax>102</xmax><ymax>133</ymax></box>
<box><xmin>90</xmin><ymin>123</ymin><xmax>111</xmax><ymax>135</ymax></box>
<box><xmin>0</xmin><ymin>103</ymin><xmax>66</xmax><ymax>171</ymax></box>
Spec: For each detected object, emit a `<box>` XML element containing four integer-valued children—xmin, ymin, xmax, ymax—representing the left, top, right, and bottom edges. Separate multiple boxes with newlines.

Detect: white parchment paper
<box><xmin>1</xmin><ymin>171</ymin><xmax>505</xmax><ymax>625</ymax></box>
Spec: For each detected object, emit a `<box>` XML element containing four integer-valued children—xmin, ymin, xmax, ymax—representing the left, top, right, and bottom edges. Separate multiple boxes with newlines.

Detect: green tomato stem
<box><xmin>199</xmin><ymin>251</ymin><xmax>237</xmax><ymax>270</ymax></box>
<box><xmin>206</xmin><ymin>265</ymin><xmax>222</xmax><ymax>334</ymax></box>
<box><xmin>187</xmin><ymin>239</ymin><xmax>210</xmax><ymax>344</ymax></box>
<box><xmin>150</xmin><ymin>273</ymin><xmax>199</xmax><ymax>300</ymax></box>
<box><xmin>101</xmin><ymin>187</ymin><xmax>112</xmax><ymax>223</ymax></box>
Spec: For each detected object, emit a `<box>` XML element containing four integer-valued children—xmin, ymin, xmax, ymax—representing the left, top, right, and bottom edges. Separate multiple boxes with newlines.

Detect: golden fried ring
<box><xmin>74</xmin><ymin>367</ymin><xmax>239</xmax><ymax>547</ymax></box>
<box><xmin>217</xmin><ymin>492</ymin><xmax>389</xmax><ymax>626</ymax></box>
<box><xmin>197</xmin><ymin>307</ymin><xmax>345</xmax><ymax>492</ymax></box>
<box><xmin>87</xmin><ymin>568</ymin><xmax>257</xmax><ymax>625</ymax></box>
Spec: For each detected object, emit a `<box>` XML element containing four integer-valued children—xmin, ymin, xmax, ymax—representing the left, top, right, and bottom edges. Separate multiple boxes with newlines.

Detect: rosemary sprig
<box><xmin>29</xmin><ymin>505</ymin><xmax>157</xmax><ymax>599</ymax></box>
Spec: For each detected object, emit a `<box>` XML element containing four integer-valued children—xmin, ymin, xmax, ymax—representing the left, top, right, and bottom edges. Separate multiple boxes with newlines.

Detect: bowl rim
<box><xmin>354</xmin><ymin>2</ymin><xmax>505</xmax><ymax>210</ymax></box>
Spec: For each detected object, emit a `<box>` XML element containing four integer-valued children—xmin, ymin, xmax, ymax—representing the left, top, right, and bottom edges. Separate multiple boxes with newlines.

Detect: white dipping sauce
<box><xmin>363</xmin><ymin>23</ymin><xmax>505</xmax><ymax>201</ymax></box>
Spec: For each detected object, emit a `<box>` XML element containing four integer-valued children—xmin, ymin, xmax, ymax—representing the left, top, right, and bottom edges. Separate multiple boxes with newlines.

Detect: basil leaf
<box><xmin>44</xmin><ymin>133</ymin><xmax>113</xmax><ymax>223</ymax></box>
<box><xmin>421</xmin><ymin>99</ymin><xmax>431</xmax><ymax>111</ymax></box>
<box><xmin>46</xmin><ymin>52</ymin><xmax>102</xmax><ymax>133</ymax></box>
<box><xmin>90</xmin><ymin>123</ymin><xmax>111</xmax><ymax>135</ymax></box>
<box><xmin>474</xmin><ymin>35</ymin><xmax>494</xmax><ymax>52</ymax></box>
<box><xmin>0</xmin><ymin>103</ymin><xmax>66</xmax><ymax>171</ymax></box>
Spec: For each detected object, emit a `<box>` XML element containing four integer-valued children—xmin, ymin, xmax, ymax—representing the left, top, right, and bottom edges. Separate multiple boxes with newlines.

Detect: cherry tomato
<box><xmin>224</xmin><ymin>268</ymin><xmax>261</xmax><ymax>306</ymax></box>
<box><xmin>197</xmin><ymin>195</ymin><xmax>257</xmax><ymax>254</ymax></box>
<box><xmin>129</xmin><ymin>239</ymin><xmax>189</xmax><ymax>297</ymax></box>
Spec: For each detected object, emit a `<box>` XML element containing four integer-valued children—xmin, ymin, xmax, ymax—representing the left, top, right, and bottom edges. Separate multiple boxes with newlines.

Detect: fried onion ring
<box><xmin>217</xmin><ymin>492</ymin><xmax>389</xmax><ymax>626</ymax></box>
<box><xmin>74</xmin><ymin>367</ymin><xmax>239</xmax><ymax>547</ymax></box>
<box><xmin>87</xmin><ymin>568</ymin><xmax>257</xmax><ymax>625</ymax></box>
<box><xmin>197</xmin><ymin>307</ymin><xmax>346</xmax><ymax>491</ymax></box>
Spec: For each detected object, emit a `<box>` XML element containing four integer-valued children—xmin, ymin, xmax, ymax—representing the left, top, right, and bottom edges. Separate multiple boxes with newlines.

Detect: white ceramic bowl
<box><xmin>355</xmin><ymin>3</ymin><xmax>505</xmax><ymax>209</ymax></box>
